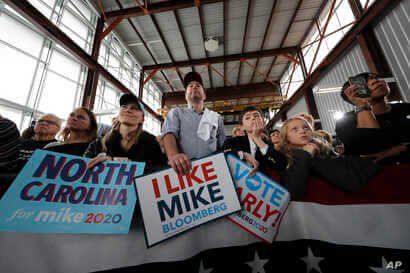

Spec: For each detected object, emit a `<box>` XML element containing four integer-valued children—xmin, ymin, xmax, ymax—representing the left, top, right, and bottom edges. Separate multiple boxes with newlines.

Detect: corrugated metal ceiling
<box><xmin>91</xmin><ymin>0</ymin><xmax>326</xmax><ymax>93</ymax></box>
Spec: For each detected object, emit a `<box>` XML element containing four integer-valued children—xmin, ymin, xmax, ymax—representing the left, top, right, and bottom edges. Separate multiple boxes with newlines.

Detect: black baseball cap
<box><xmin>119</xmin><ymin>93</ymin><xmax>143</xmax><ymax>111</ymax></box>
<box><xmin>183</xmin><ymin>72</ymin><xmax>203</xmax><ymax>88</ymax></box>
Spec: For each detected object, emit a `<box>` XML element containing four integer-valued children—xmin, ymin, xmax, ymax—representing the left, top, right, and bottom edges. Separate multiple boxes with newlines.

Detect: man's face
<box><xmin>185</xmin><ymin>81</ymin><xmax>205</xmax><ymax>104</ymax></box>
<box><xmin>34</xmin><ymin>114</ymin><xmax>60</xmax><ymax>136</ymax></box>
<box><xmin>241</xmin><ymin>110</ymin><xmax>264</xmax><ymax>132</ymax></box>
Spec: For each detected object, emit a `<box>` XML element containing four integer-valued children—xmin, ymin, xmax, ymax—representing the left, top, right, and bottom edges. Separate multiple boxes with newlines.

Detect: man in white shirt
<box><xmin>162</xmin><ymin>72</ymin><xmax>225</xmax><ymax>175</ymax></box>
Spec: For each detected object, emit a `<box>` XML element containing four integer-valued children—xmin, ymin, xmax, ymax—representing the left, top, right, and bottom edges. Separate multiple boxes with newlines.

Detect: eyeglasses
<box><xmin>37</xmin><ymin>119</ymin><xmax>59</xmax><ymax>126</ymax></box>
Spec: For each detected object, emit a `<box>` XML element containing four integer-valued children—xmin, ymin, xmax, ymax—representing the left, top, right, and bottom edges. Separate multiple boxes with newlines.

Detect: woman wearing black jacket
<box><xmin>84</xmin><ymin>93</ymin><xmax>166</xmax><ymax>174</ymax></box>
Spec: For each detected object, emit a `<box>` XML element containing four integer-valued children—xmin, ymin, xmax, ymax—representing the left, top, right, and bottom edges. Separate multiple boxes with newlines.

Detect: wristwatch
<box><xmin>354</xmin><ymin>105</ymin><xmax>371</xmax><ymax>114</ymax></box>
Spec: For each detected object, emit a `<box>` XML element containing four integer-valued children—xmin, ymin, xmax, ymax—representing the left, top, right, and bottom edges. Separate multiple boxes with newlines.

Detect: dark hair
<box><xmin>239</xmin><ymin>106</ymin><xmax>264</xmax><ymax>125</ymax></box>
<box><xmin>183</xmin><ymin>72</ymin><xmax>203</xmax><ymax>88</ymax></box>
<box><xmin>340</xmin><ymin>72</ymin><xmax>380</xmax><ymax>104</ymax></box>
<box><xmin>269</xmin><ymin>128</ymin><xmax>280</xmax><ymax>135</ymax></box>
<box><xmin>21</xmin><ymin>126</ymin><xmax>35</xmax><ymax>139</ymax></box>
<box><xmin>60</xmin><ymin>107</ymin><xmax>98</xmax><ymax>143</ymax></box>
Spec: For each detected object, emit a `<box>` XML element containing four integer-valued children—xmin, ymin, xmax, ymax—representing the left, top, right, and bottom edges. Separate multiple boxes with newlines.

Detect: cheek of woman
<box><xmin>78</xmin><ymin>120</ymin><xmax>91</xmax><ymax>131</ymax></box>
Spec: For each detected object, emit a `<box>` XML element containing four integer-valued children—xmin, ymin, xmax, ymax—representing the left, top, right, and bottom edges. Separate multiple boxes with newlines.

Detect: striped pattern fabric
<box><xmin>0</xmin><ymin>118</ymin><xmax>20</xmax><ymax>171</ymax></box>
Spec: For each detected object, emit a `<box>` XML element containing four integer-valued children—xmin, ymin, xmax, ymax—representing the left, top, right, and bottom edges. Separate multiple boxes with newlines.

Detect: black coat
<box><xmin>281</xmin><ymin>149</ymin><xmax>380</xmax><ymax>199</ymax></box>
<box><xmin>84</xmin><ymin>130</ymin><xmax>167</xmax><ymax>174</ymax></box>
<box><xmin>223</xmin><ymin>135</ymin><xmax>287</xmax><ymax>171</ymax></box>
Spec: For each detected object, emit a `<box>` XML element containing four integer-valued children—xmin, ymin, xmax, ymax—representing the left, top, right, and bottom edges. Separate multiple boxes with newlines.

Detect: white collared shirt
<box><xmin>247</xmin><ymin>135</ymin><xmax>268</xmax><ymax>157</ymax></box>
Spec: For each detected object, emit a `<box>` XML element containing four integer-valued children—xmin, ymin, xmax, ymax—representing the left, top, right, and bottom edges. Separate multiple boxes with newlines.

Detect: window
<box><xmin>302</xmin><ymin>0</ymin><xmax>355</xmax><ymax>71</ymax></box>
<box><xmin>360</xmin><ymin>0</ymin><xmax>376</xmax><ymax>9</ymax></box>
<box><xmin>281</xmin><ymin>0</ymin><xmax>357</xmax><ymax>102</ymax></box>
<box><xmin>0</xmin><ymin>1</ymin><xmax>95</xmax><ymax>129</ymax></box>
<box><xmin>1</xmin><ymin>0</ymin><xmax>162</xmax><ymax>135</ymax></box>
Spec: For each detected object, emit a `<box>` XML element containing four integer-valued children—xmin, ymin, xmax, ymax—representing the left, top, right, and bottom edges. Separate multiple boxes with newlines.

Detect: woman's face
<box><xmin>67</xmin><ymin>109</ymin><xmax>91</xmax><ymax>132</ymax></box>
<box><xmin>286</xmin><ymin>119</ymin><xmax>313</xmax><ymax>147</ymax></box>
<box><xmin>119</xmin><ymin>103</ymin><xmax>144</xmax><ymax>126</ymax></box>
<box><xmin>270</xmin><ymin>131</ymin><xmax>281</xmax><ymax>144</ymax></box>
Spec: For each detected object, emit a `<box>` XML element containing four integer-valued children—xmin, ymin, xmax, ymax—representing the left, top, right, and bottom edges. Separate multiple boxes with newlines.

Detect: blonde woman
<box><xmin>85</xmin><ymin>93</ymin><xmax>166</xmax><ymax>174</ymax></box>
<box><xmin>278</xmin><ymin>117</ymin><xmax>379</xmax><ymax>199</ymax></box>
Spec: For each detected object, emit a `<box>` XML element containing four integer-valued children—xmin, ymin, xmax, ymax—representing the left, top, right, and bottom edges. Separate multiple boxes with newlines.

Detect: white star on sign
<box><xmin>369</xmin><ymin>257</ymin><xmax>404</xmax><ymax>273</ymax></box>
<box><xmin>246</xmin><ymin>250</ymin><xmax>269</xmax><ymax>273</ymax></box>
<box><xmin>300</xmin><ymin>247</ymin><xmax>324</xmax><ymax>273</ymax></box>
<box><xmin>198</xmin><ymin>259</ymin><xmax>213</xmax><ymax>273</ymax></box>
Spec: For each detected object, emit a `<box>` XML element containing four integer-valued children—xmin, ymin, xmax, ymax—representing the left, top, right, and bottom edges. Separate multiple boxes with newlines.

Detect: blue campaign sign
<box><xmin>226</xmin><ymin>154</ymin><xmax>290</xmax><ymax>242</ymax></box>
<box><xmin>0</xmin><ymin>150</ymin><xmax>143</xmax><ymax>234</ymax></box>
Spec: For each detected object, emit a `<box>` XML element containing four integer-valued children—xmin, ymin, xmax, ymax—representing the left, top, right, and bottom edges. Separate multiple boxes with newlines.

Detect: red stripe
<box><xmin>265</xmin><ymin>164</ymin><xmax>410</xmax><ymax>205</ymax></box>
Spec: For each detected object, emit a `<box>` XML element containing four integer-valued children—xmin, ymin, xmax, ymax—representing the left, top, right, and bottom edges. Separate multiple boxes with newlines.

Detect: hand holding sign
<box><xmin>242</xmin><ymin>152</ymin><xmax>259</xmax><ymax>176</ymax></box>
<box><xmin>135</xmin><ymin>153</ymin><xmax>241</xmax><ymax>247</ymax></box>
<box><xmin>168</xmin><ymin>153</ymin><xmax>191</xmax><ymax>175</ymax></box>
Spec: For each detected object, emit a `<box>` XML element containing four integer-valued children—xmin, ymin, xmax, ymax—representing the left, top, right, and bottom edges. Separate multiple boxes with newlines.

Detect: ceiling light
<box><xmin>204</xmin><ymin>37</ymin><xmax>219</xmax><ymax>52</ymax></box>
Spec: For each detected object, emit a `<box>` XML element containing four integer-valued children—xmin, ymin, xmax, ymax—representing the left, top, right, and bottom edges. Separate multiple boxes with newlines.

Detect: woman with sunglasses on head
<box><xmin>84</xmin><ymin>93</ymin><xmax>166</xmax><ymax>174</ymax></box>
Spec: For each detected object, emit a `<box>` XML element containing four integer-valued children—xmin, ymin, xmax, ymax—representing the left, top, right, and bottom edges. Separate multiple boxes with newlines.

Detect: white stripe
<box><xmin>1</xmin><ymin>203</ymin><xmax>409</xmax><ymax>273</ymax></box>
<box><xmin>278</xmin><ymin>202</ymin><xmax>410</xmax><ymax>250</ymax></box>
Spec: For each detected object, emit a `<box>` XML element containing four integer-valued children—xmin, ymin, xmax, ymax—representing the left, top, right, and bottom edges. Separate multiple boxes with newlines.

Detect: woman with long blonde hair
<box><xmin>85</xmin><ymin>93</ymin><xmax>166</xmax><ymax>174</ymax></box>
<box><xmin>278</xmin><ymin>117</ymin><xmax>379</xmax><ymax>199</ymax></box>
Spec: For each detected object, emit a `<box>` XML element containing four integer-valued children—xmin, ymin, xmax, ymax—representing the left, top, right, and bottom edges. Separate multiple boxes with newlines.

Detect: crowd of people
<box><xmin>0</xmin><ymin>71</ymin><xmax>409</xmax><ymax>199</ymax></box>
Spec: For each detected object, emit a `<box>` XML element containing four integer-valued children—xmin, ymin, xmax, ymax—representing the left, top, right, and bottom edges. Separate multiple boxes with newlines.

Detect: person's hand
<box><xmin>248</xmin><ymin>119</ymin><xmax>265</xmax><ymax>144</ymax></box>
<box><xmin>344</xmin><ymin>84</ymin><xmax>371</xmax><ymax>107</ymax></box>
<box><xmin>243</xmin><ymin>152</ymin><xmax>259</xmax><ymax>176</ymax></box>
<box><xmin>88</xmin><ymin>153</ymin><xmax>112</xmax><ymax>169</ymax></box>
<box><xmin>112</xmin><ymin>117</ymin><xmax>120</xmax><ymax>127</ymax></box>
<box><xmin>361</xmin><ymin>144</ymin><xmax>407</xmax><ymax>162</ymax></box>
<box><xmin>168</xmin><ymin>153</ymin><xmax>191</xmax><ymax>175</ymax></box>
<box><xmin>302</xmin><ymin>142</ymin><xmax>319</xmax><ymax>157</ymax></box>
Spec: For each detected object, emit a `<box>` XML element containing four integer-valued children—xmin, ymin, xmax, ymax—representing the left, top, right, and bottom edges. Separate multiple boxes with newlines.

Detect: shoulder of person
<box><xmin>0</xmin><ymin>118</ymin><xmax>19</xmax><ymax>136</ymax></box>
<box><xmin>205</xmin><ymin>108</ymin><xmax>221</xmax><ymax>117</ymax></box>
<box><xmin>335</xmin><ymin>110</ymin><xmax>355</xmax><ymax>125</ymax></box>
<box><xmin>89</xmin><ymin>137</ymin><xmax>103</xmax><ymax>146</ymax></box>
<box><xmin>44</xmin><ymin>141</ymin><xmax>63</xmax><ymax>149</ymax></box>
<box><xmin>0</xmin><ymin>117</ymin><xmax>18</xmax><ymax>128</ymax></box>
<box><xmin>390</xmin><ymin>102</ymin><xmax>410</xmax><ymax>113</ymax></box>
<box><xmin>224</xmin><ymin>135</ymin><xmax>247</xmax><ymax>147</ymax></box>
<box><xmin>166</xmin><ymin>106</ymin><xmax>185</xmax><ymax>117</ymax></box>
